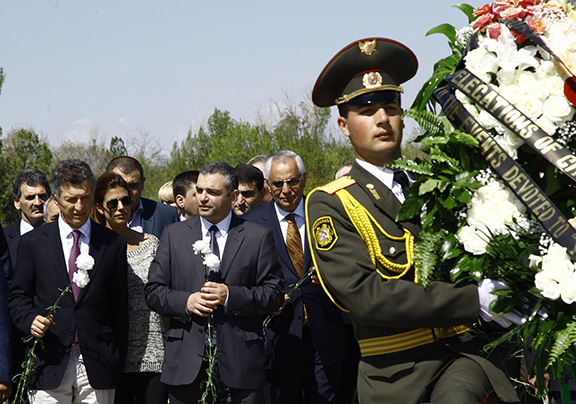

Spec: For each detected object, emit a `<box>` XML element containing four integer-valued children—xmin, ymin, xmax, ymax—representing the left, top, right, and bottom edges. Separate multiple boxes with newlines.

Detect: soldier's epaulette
<box><xmin>316</xmin><ymin>176</ymin><xmax>356</xmax><ymax>195</ymax></box>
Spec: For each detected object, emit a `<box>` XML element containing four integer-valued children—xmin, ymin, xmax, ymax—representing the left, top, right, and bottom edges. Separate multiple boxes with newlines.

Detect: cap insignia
<box><xmin>358</xmin><ymin>39</ymin><xmax>377</xmax><ymax>55</ymax></box>
<box><xmin>362</xmin><ymin>72</ymin><xmax>382</xmax><ymax>89</ymax></box>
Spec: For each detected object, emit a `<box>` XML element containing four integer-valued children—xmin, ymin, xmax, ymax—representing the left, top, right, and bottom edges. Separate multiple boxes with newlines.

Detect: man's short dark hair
<box><xmin>13</xmin><ymin>169</ymin><xmax>51</xmax><ymax>200</ymax></box>
<box><xmin>106</xmin><ymin>156</ymin><xmax>144</xmax><ymax>177</ymax></box>
<box><xmin>200</xmin><ymin>162</ymin><xmax>238</xmax><ymax>195</ymax></box>
<box><xmin>51</xmin><ymin>159</ymin><xmax>96</xmax><ymax>198</ymax></box>
<box><xmin>235</xmin><ymin>164</ymin><xmax>264</xmax><ymax>191</ymax></box>
<box><xmin>173</xmin><ymin>170</ymin><xmax>200</xmax><ymax>199</ymax></box>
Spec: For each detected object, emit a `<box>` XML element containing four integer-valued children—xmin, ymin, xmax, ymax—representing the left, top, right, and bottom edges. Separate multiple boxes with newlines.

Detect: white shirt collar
<box><xmin>200</xmin><ymin>211</ymin><xmax>232</xmax><ymax>237</ymax></box>
<box><xmin>19</xmin><ymin>219</ymin><xmax>37</xmax><ymax>235</ymax></box>
<box><xmin>356</xmin><ymin>158</ymin><xmax>395</xmax><ymax>191</ymax></box>
<box><xmin>58</xmin><ymin>216</ymin><xmax>92</xmax><ymax>240</ymax></box>
<box><xmin>274</xmin><ymin>198</ymin><xmax>305</xmax><ymax>222</ymax></box>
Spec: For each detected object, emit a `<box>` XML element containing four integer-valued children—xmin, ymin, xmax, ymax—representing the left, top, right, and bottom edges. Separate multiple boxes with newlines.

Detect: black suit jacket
<box><xmin>140</xmin><ymin>197</ymin><xmax>179</xmax><ymax>238</ymax></box>
<box><xmin>145</xmin><ymin>214</ymin><xmax>284</xmax><ymax>389</ymax></box>
<box><xmin>3</xmin><ymin>222</ymin><xmax>19</xmax><ymax>282</ymax></box>
<box><xmin>8</xmin><ymin>220</ymin><xmax>129</xmax><ymax>390</ymax></box>
<box><xmin>0</xmin><ymin>224</ymin><xmax>12</xmax><ymax>382</ymax></box>
<box><xmin>243</xmin><ymin>202</ymin><xmax>347</xmax><ymax>366</ymax></box>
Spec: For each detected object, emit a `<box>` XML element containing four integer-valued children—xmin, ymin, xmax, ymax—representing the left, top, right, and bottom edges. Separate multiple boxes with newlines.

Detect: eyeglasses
<box><xmin>268</xmin><ymin>176</ymin><xmax>302</xmax><ymax>190</ymax></box>
<box><xmin>105</xmin><ymin>196</ymin><xmax>132</xmax><ymax>211</ymax></box>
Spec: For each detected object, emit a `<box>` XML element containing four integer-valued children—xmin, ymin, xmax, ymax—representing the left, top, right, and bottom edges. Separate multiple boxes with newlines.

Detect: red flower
<box><xmin>473</xmin><ymin>13</ymin><xmax>498</xmax><ymax>32</ymax></box>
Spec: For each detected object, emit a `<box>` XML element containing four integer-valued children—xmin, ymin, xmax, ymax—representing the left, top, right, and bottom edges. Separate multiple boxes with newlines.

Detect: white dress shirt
<box><xmin>128</xmin><ymin>199</ymin><xmax>144</xmax><ymax>233</ymax></box>
<box><xmin>199</xmin><ymin>212</ymin><xmax>232</xmax><ymax>261</ymax></box>
<box><xmin>274</xmin><ymin>199</ymin><xmax>306</xmax><ymax>251</ymax></box>
<box><xmin>58</xmin><ymin>217</ymin><xmax>91</xmax><ymax>273</ymax></box>
<box><xmin>356</xmin><ymin>158</ymin><xmax>410</xmax><ymax>203</ymax></box>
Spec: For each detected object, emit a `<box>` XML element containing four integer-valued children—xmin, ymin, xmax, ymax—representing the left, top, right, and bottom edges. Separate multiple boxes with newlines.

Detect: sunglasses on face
<box><xmin>105</xmin><ymin>196</ymin><xmax>132</xmax><ymax>211</ymax></box>
<box><xmin>268</xmin><ymin>176</ymin><xmax>302</xmax><ymax>190</ymax></box>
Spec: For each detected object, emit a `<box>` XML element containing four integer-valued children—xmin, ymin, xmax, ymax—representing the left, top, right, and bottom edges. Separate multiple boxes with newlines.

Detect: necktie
<box><xmin>208</xmin><ymin>225</ymin><xmax>221</xmax><ymax>282</ymax></box>
<box><xmin>286</xmin><ymin>214</ymin><xmax>304</xmax><ymax>277</ymax></box>
<box><xmin>393</xmin><ymin>170</ymin><xmax>411</xmax><ymax>197</ymax></box>
<box><xmin>69</xmin><ymin>230</ymin><xmax>81</xmax><ymax>301</ymax></box>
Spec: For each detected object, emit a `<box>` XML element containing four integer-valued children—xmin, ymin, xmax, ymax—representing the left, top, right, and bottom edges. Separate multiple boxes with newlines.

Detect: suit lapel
<box><xmin>184</xmin><ymin>216</ymin><xmax>208</xmax><ymax>285</ymax></box>
<box><xmin>220</xmin><ymin>215</ymin><xmax>245</xmax><ymax>279</ymax></box>
<box><xmin>264</xmin><ymin>203</ymin><xmax>300</xmax><ymax>278</ymax></box>
<box><xmin>44</xmin><ymin>223</ymin><xmax>74</xmax><ymax>300</ymax></box>
<box><xmin>82</xmin><ymin>221</ymin><xmax>107</xmax><ymax>304</ymax></box>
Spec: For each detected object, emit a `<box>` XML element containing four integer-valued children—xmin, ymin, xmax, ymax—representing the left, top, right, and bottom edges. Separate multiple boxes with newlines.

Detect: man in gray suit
<box><xmin>145</xmin><ymin>162</ymin><xmax>284</xmax><ymax>404</ymax></box>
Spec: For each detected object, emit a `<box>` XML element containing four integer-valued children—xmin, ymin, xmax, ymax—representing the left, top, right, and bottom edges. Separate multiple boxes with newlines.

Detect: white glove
<box><xmin>478</xmin><ymin>279</ymin><xmax>525</xmax><ymax>328</ymax></box>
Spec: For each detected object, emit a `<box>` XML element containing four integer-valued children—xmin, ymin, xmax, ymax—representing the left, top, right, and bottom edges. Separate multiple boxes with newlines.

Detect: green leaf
<box><xmin>426</xmin><ymin>23</ymin><xmax>457</xmax><ymax>44</ymax></box>
<box><xmin>397</xmin><ymin>195</ymin><xmax>424</xmax><ymax>221</ymax></box>
<box><xmin>453</xmin><ymin>4</ymin><xmax>476</xmax><ymax>23</ymax></box>
<box><xmin>419</xmin><ymin>179</ymin><xmax>444</xmax><ymax>194</ymax></box>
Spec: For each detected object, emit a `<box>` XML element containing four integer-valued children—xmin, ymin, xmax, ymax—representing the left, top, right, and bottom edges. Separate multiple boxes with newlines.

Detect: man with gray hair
<box><xmin>9</xmin><ymin>159</ymin><xmax>129</xmax><ymax>404</ymax></box>
<box><xmin>4</xmin><ymin>169</ymin><xmax>51</xmax><ymax>280</ymax></box>
<box><xmin>243</xmin><ymin>151</ymin><xmax>347</xmax><ymax>404</ymax></box>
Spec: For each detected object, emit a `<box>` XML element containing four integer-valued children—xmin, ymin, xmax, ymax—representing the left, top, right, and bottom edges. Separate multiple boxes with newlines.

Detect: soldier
<box><xmin>306</xmin><ymin>38</ymin><xmax>520</xmax><ymax>404</ymax></box>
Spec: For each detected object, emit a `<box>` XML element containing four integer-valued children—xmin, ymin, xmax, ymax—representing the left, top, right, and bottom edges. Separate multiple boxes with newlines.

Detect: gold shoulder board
<box><xmin>316</xmin><ymin>176</ymin><xmax>356</xmax><ymax>195</ymax></box>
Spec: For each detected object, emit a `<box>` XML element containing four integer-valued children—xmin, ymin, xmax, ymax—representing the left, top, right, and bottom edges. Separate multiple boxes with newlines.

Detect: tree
<box><xmin>52</xmin><ymin>129</ymin><xmax>113</xmax><ymax>178</ymax></box>
<box><xmin>109</xmin><ymin>136</ymin><xmax>127</xmax><ymax>157</ymax></box>
<box><xmin>0</xmin><ymin>128</ymin><xmax>54</xmax><ymax>226</ymax></box>
<box><xmin>169</xmin><ymin>102</ymin><xmax>355</xmax><ymax>193</ymax></box>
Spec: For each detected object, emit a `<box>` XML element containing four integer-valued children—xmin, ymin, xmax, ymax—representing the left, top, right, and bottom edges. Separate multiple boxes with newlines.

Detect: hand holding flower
<box><xmin>272</xmin><ymin>294</ymin><xmax>291</xmax><ymax>316</ymax></box>
<box><xmin>186</xmin><ymin>292</ymin><xmax>213</xmax><ymax>317</ymax></box>
<box><xmin>30</xmin><ymin>315</ymin><xmax>53</xmax><ymax>338</ymax></box>
<box><xmin>201</xmin><ymin>282</ymin><xmax>228</xmax><ymax>307</ymax></box>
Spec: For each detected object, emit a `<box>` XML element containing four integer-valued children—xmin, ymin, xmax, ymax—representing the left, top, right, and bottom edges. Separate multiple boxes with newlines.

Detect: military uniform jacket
<box><xmin>306</xmin><ymin>162</ymin><xmax>519</xmax><ymax>404</ymax></box>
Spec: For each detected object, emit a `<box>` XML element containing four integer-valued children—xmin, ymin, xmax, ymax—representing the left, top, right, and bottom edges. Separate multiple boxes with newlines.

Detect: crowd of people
<box><xmin>0</xmin><ymin>36</ymin><xmax>526</xmax><ymax>404</ymax></box>
<box><xmin>0</xmin><ymin>151</ymin><xmax>358</xmax><ymax>404</ymax></box>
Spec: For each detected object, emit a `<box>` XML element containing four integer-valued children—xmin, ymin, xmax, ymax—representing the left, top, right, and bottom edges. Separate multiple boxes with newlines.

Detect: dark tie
<box><xmin>69</xmin><ymin>230</ymin><xmax>82</xmax><ymax>301</ymax></box>
<box><xmin>208</xmin><ymin>225</ymin><xmax>221</xmax><ymax>282</ymax></box>
<box><xmin>393</xmin><ymin>170</ymin><xmax>411</xmax><ymax>196</ymax></box>
<box><xmin>286</xmin><ymin>214</ymin><xmax>304</xmax><ymax>277</ymax></box>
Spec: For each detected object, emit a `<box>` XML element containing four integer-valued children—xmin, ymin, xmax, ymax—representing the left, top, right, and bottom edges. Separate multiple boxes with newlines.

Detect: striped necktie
<box><xmin>286</xmin><ymin>214</ymin><xmax>303</xmax><ymax>277</ymax></box>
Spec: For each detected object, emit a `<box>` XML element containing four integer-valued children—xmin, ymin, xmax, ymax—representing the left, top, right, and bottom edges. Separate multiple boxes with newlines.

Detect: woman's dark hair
<box><xmin>91</xmin><ymin>171</ymin><xmax>130</xmax><ymax>226</ymax></box>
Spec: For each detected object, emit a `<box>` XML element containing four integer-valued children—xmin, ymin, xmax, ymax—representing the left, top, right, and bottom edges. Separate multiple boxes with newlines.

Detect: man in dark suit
<box><xmin>0</xmin><ymin>224</ymin><xmax>13</xmax><ymax>403</ymax></box>
<box><xmin>145</xmin><ymin>161</ymin><xmax>284</xmax><ymax>404</ymax></box>
<box><xmin>4</xmin><ymin>169</ymin><xmax>51</xmax><ymax>281</ymax></box>
<box><xmin>9</xmin><ymin>159</ymin><xmax>129</xmax><ymax>404</ymax></box>
<box><xmin>243</xmin><ymin>151</ymin><xmax>347</xmax><ymax>404</ymax></box>
<box><xmin>107</xmin><ymin>156</ymin><xmax>178</xmax><ymax>238</ymax></box>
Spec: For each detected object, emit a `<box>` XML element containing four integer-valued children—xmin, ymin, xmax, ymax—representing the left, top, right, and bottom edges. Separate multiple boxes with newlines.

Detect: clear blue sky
<box><xmin>0</xmin><ymin>1</ymin><xmax>484</xmax><ymax>152</ymax></box>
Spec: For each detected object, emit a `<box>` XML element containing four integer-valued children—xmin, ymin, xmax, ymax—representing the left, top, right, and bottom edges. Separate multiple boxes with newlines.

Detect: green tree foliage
<box><xmin>110</xmin><ymin>136</ymin><xmax>127</xmax><ymax>157</ymax></box>
<box><xmin>53</xmin><ymin>131</ymin><xmax>113</xmax><ymax>178</ymax></box>
<box><xmin>0</xmin><ymin>128</ymin><xmax>54</xmax><ymax>226</ymax></box>
<box><xmin>169</xmin><ymin>103</ymin><xmax>355</xmax><ymax>193</ymax></box>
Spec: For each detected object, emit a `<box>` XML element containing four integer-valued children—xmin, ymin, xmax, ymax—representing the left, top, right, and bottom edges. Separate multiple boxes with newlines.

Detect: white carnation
<box><xmin>72</xmin><ymin>269</ymin><xmax>90</xmax><ymax>288</ymax></box>
<box><xmin>456</xmin><ymin>225</ymin><xmax>489</xmax><ymax>255</ymax></box>
<box><xmin>193</xmin><ymin>240</ymin><xmax>211</xmax><ymax>255</ymax></box>
<box><xmin>203</xmin><ymin>253</ymin><xmax>220</xmax><ymax>270</ymax></box>
<box><xmin>76</xmin><ymin>254</ymin><xmax>94</xmax><ymax>271</ymax></box>
<box><xmin>535</xmin><ymin>271</ymin><xmax>561</xmax><ymax>300</ymax></box>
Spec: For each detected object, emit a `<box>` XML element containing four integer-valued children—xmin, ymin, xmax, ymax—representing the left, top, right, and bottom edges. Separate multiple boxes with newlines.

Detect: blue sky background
<box><xmin>0</xmin><ymin>1</ymin><xmax>485</xmax><ymax>152</ymax></box>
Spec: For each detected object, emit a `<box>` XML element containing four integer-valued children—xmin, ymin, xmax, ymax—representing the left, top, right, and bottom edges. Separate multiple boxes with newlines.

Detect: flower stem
<box><xmin>263</xmin><ymin>268</ymin><xmax>314</xmax><ymax>337</ymax></box>
<box><xmin>12</xmin><ymin>282</ymin><xmax>73</xmax><ymax>404</ymax></box>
